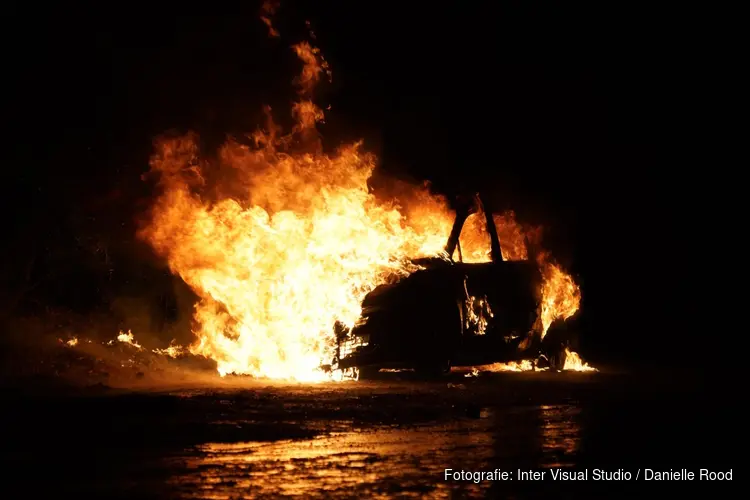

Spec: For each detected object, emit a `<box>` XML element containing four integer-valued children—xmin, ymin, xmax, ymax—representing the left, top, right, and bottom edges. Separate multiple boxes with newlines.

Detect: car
<box><xmin>334</xmin><ymin>192</ymin><xmax>575</xmax><ymax>379</ymax></box>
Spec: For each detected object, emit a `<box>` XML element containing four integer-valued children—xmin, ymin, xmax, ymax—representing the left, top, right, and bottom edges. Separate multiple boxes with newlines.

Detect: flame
<box><xmin>152</xmin><ymin>341</ymin><xmax>186</xmax><ymax>358</ymax></box>
<box><xmin>117</xmin><ymin>330</ymin><xmax>143</xmax><ymax>350</ymax></box>
<box><xmin>457</xmin><ymin>210</ymin><xmax>530</xmax><ymax>263</ymax></box>
<box><xmin>563</xmin><ymin>348</ymin><xmax>597</xmax><ymax>372</ymax></box>
<box><xmin>137</xmin><ymin>20</ymin><xmax>590</xmax><ymax>381</ymax></box>
<box><xmin>485</xmin><ymin>360</ymin><xmax>536</xmax><ymax>372</ymax></box>
<box><xmin>538</xmin><ymin>256</ymin><xmax>582</xmax><ymax>336</ymax></box>
<box><xmin>464</xmin><ymin>278</ymin><xmax>493</xmax><ymax>336</ymax></box>
<box><xmin>460</xmin><ymin>352</ymin><xmax>597</xmax><ymax>374</ymax></box>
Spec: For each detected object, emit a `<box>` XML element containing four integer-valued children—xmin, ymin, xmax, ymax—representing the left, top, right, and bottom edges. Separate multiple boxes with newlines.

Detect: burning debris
<box><xmin>538</xmin><ymin>255</ymin><xmax>582</xmax><ymax>337</ymax></box>
<box><xmin>152</xmin><ymin>341</ymin><xmax>187</xmax><ymax>359</ymax></box>
<box><xmin>259</xmin><ymin>0</ymin><xmax>280</xmax><ymax>38</ymax></box>
<box><xmin>459</xmin><ymin>348</ymin><xmax>597</xmax><ymax>377</ymax></box>
<box><xmin>131</xmin><ymin>11</ymin><xmax>593</xmax><ymax>382</ymax></box>
<box><xmin>47</xmin><ymin>329</ymin><xmax>216</xmax><ymax>387</ymax></box>
<box><xmin>114</xmin><ymin>330</ymin><xmax>142</xmax><ymax>349</ymax></box>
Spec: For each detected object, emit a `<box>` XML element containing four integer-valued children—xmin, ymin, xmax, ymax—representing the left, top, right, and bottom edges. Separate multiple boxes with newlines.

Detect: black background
<box><xmin>4</xmin><ymin>2</ymin><xmax>722</xmax><ymax>370</ymax></box>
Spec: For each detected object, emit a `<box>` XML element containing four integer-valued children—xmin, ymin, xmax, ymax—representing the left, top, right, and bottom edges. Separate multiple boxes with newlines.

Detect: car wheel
<box><xmin>548</xmin><ymin>346</ymin><xmax>568</xmax><ymax>372</ymax></box>
<box><xmin>542</xmin><ymin>320</ymin><xmax>576</xmax><ymax>372</ymax></box>
<box><xmin>534</xmin><ymin>354</ymin><xmax>548</xmax><ymax>371</ymax></box>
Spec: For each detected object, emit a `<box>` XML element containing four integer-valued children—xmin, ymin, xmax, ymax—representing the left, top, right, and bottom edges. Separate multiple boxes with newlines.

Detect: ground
<box><xmin>0</xmin><ymin>367</ymin><xmax>732</xmax><ymax>498</ymax></box>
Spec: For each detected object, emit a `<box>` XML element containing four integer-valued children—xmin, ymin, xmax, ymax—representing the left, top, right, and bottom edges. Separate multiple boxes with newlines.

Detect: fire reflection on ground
<box><xmin>2</xmin><ymin>372</ymin><xmax>722</xmax><ymax>498</ymax></box>
<box><xmin>169</xmin><ymin>404</ymin><xmax>581</xmax><ymax>498</ymax></box>
<box><xmin>538</xmin><ymin>404</ymin><xmax>582</xmax><ymax>467</ymax></box>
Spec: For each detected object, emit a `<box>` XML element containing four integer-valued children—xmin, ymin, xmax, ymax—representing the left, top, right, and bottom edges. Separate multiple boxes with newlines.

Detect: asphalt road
<box><xmin>0</xmin><ymin>369</ymin><xmax>733</xmax><ymax>498</ymax></box>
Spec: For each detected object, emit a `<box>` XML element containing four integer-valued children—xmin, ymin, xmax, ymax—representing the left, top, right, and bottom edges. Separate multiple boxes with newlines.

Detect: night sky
<box><xmin>5</xmin><ymin>2</ymin><xmax>717</xmax><ymax>367</ymax></box>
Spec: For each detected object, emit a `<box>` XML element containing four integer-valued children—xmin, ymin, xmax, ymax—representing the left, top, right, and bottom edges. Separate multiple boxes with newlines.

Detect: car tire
<box><xmin>542</xmin><ymin>320</ymin><xmax>577</xmax><ymax>372</ymax></box>
<box><xmin>548</xmin><ymin>346</ymin><xmax>568</xmax><ymax>372</ymax></box>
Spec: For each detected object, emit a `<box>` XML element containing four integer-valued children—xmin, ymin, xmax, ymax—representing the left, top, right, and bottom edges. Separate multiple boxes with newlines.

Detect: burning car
<box><xmin>334</xmin><ymin>193</ymin><xmax>576</xmax><ymax>378</ymax></box>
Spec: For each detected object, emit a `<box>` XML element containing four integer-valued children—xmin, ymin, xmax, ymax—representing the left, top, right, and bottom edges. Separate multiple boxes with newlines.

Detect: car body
<box><xmin>334</xmin><ymin>193</ymin><xmax>573</xmax><ymax>377</ymax></box>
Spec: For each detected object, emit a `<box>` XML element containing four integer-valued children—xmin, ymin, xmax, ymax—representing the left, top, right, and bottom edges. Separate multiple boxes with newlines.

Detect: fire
<box><xmin>137</xmin><ymin>18</ymin><xmax>590</xmax><ymax>381</ymax></box>
<box><xmin>116</xmin><ymin>330</ymin><xmax>142</xmax><ymax>350</ymax></box>
<box><xmin>563</xmin><ymin>348</ymin><xmax>597</xmax><ymax>372</ymax></box>
<box><xmin>484</xmin><ymin>360</ymin><xmax>535</xmax><ymax>373</ymax></box>
<box><xmin>457</xmin><ymin>210</ymin><xmax>530</xmax><ymax>263</ymax></box>
<box><xmin>538</xmin><ymin>256</ymin><xmax>582</xmax><ymax>336</ymax></box>
<box><xmin>464</xmin><ymin>278</ymin><xmax>493</xmax><ymax>336</ymax></box>
<box><xmin>153</xmin><ymin>341</ymin><xmax>186</xmax><ymax>359</ymax></box>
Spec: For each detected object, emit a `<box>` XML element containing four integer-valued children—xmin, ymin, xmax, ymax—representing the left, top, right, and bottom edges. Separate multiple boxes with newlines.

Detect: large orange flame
<box><xmin>138</xmin><ymin>28</ymin><xmax>585</xmax><ymax>381</ymax></box>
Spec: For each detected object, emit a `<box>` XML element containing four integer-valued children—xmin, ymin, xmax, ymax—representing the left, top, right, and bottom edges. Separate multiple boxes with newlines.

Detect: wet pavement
<box><xmin>0</xmin><ymin>370</ymin><xmax>733</xmax><ymax>498</ymax></box>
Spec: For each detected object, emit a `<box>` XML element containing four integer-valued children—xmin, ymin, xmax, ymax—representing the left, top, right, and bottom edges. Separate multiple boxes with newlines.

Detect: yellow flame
<box><xmin>152</xmin><ymin>341</ymin><xmax>186</xmax><ymax>359</ymax></box>
<box><xmin>563</xmin><ymin>348</ymin><xmax>597</xmax><ymax>372</ymax></box>
<box><xmin>538</xmin><ymin>257</ymin><xmax>582</xmax><ymax>337</ymax></box>
<box><xmin>117</xmin><ymin>330</ymin><xmax>143</xmax><ymax>350</ymax></box>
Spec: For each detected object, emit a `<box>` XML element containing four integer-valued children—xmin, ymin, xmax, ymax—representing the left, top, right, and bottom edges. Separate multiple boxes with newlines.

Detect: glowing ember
<box><xmin>458</xmin><ymin>210</ymin><xmax>530</xmax><ymax>263</ymax></box>
<box><xmin>136</xmin><ymin>16</ymin><xmax>592</xmax><ymax>381</ymax></box>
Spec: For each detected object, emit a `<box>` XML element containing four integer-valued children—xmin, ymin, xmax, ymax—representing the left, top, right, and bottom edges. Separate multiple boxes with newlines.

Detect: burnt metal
<box><xmin>477</xmin><ymin>192</ymin><xmax>504</xmax><ymax>263</ymax></box>
<box><xmin>335</xmin><ymin>192</ymin><xmax>575</xmax><ymax>377</ymax></box>
<box><xmin>443</xmin><ymin>194</ymin><xmax>475</xmax><ymax>260</ymax></box>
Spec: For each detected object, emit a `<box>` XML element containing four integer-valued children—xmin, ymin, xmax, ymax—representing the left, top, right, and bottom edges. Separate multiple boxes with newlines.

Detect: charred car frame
<box><xmin>334</xmin><ymin>193</ymin><xmax>576</xmax><ymax>378</ymax></box>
